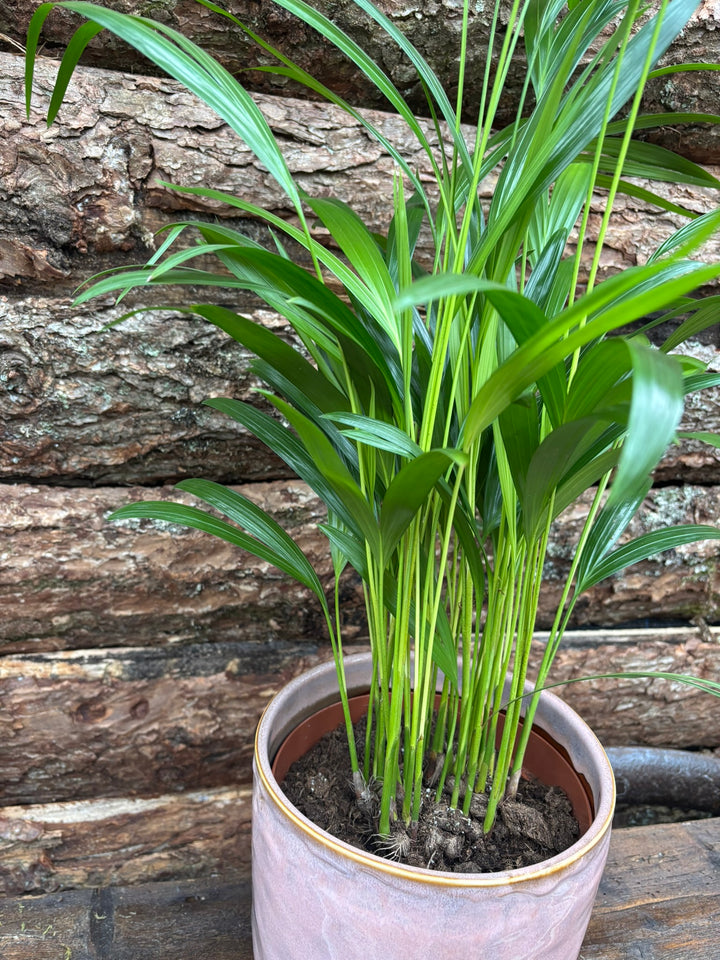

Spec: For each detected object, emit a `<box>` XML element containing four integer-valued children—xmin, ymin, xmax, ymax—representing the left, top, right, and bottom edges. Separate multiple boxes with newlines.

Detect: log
<box><xmin>0</xmin><ymin>787</ymin><xmax>252</xmax><ymax>897</ymax></box>
<box><xmin>0</xmin><ymin>297</ymin><xmax>289</xmax><ymax>485</ymax></box>
<box><xmin>0</xmin><ymin>482</ymin><xmax>719</xmax><ymax>652</ymax></box>
<box><xmin>3</xmin><ymin>0</ymin><xmax>719</xmax><ymax>161</ymax></box>
<box><xmin>0</xmin><ymin>482</ymin><xmax>344</xmax><ymax>651</ymax></box>
<box><xmin>1</xmin><ymin>295</ymin><xmax>718</xmax><ymax>485</ymax></box>
<box><xmin>0</xmin><ymin>629</ymin><xmax>717</xmax><ymax>813</ymax></box>
<box><xmin>528</xmin><ymin>628</ymin><xmax>720</xmax><ymax>751</ymax></box>
<box><xmin>4</xmin><ymin>50</ymin><xmax>720</xmax><ymax>295</ymax></box>
<box><xmin>0</xmin><ymin>636</ymin><xmax>330</xmax><ymax>805</ymax></box>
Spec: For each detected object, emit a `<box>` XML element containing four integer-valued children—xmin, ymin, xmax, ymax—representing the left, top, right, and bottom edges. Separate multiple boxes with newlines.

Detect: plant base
<box><xmin>252</xmin><ymin>654</ymin><xmax>616</xmax><ymax>960</ymax></box>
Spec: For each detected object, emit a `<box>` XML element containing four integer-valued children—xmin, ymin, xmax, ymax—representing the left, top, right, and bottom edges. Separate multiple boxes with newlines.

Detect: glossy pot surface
<box><xmin>252</xmin><ymin>653</ymin><xmax>615</xmax><ymax>960</ymax></box>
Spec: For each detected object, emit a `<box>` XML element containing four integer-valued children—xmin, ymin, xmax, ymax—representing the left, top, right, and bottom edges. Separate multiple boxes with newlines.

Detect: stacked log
<box><xmin>1</xmin><ymin>2</ymin><xmax>719</xmax><ymax>897</ymax></box>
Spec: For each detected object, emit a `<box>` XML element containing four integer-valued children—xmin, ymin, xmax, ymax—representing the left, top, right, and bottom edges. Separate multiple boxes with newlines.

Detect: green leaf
<box><xmin>463</xmin><ymin>259</ymin><xmax>720</xmax><ymax>447</ymax></box>
<box><xmin>523</xmin><ymin>418</ymin><xmax>610</xmax><ymax>539</ymax></box>
<box><xmin>110</xmin><ymin>497</ymin><xmax>325</xmax><ymax>602</ymax></box>
<box><xmin>575</xmin><ymin>481</ymin><xmax>652</xmax><ymax>593</ymax></box>
<box><xmin>204</xmin><ymin>398</ymin><xmax>356</xmax><ymax>523</ymax></box>
<box><xmin>608</xmin><ymin>341</ymin><xmax>683</xmax><ymax>507</ymax></box>
<box><xmin>176</xmin><ymin>479</ymin><xmax>324</xmax><ymax>597</ymax></box>
<box><xmin>650</xmin><ymin>209</ymin><xmax>720</xmax><ymax>264</ymax></box>
<box><xmin>25</xmin><ymin>3</ymin><xmax>57</xmax><ymax>114</ymax></box>
<box><xmin>593</xmin><ymin>138</ymin><xmax>720</xmax><ymax>189</ymax></box>
<box><xmin>270</xmin><ymin>396</ymin><xmax>381</xmax><ymax>556</ymax></box>
<box><xmin>677</xmin><ymin>431</ymin><xmax>720</xmax><ymax>449</ymax></box>
<box><xmin>329</xmin><ymin>413</ymin><xmax>423</xmax><ymax>459</ymax></box>
<box><xmin>379</xmin><ymin>450</ymin><xmax>462</xmax><ymax>559</ymax></box>
<box><xmin>579</xmin><ymin>525</ymin><xmax>720</xmax><ymax>591</ymax></box>
<box><xmin>187</xmin><ymin>305</ymin><xmax>348</xmax><ymax>414</ymax></box>
<box><xmin>305</xmin><ymin>195</ymin><xmax>400</xmax><ymax>351</ymax></box>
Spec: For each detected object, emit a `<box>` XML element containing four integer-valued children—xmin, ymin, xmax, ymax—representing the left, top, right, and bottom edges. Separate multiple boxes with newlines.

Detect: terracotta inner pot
<box><xmin>271</xmin><ymin>692</ymin><xmax>595</xmax><ymax>833</ymax></box>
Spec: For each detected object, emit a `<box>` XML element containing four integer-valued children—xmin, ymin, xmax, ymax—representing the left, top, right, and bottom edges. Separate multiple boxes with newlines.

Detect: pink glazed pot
<box><xmin>252</xmin><ymin>653</ymin><xmax>615</xmax><ymax>960</ymax></box>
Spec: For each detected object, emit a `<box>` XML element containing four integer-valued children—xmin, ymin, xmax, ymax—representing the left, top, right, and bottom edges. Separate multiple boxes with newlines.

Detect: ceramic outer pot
<box><xmin>252</xmin><ymin>653</ymin><xmax>616</xmax><ymax>960</ymax></box>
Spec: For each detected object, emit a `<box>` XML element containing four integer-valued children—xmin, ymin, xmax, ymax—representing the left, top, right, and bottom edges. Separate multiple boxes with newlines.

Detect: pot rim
<box><xmin>255</xmin><ymin>652</ymin><xmax>616</xmax><ymax>888</ymax></box>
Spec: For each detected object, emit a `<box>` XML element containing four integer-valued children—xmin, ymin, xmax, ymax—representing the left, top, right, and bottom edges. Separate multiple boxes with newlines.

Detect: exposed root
<box><xmin>371</xmin><ymin>827</ymin><xmax>411</xmax><ymax>861</ymax></box>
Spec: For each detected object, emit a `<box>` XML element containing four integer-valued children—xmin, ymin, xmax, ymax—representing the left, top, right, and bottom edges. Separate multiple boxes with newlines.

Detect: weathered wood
<box><xmin>0</xmin><ymin>630</ymin><xmax>717</xmax><ymax>810</ymax></box>
<box><xmin>0</xmin><ymin>819</ymin><xmax>716</xmax><ymax>960</ymax></box>
<box><xmin>0</xmin><ymin>481</ymin><xmax>718</xmax><ymax>651</ymax></box>
<box><xmin>0</xmin><ymin>786</ymin><xmax>252</xmax><ymax>897</ymax></box>
<box><xmin>580</xmin><ymin>818</ymin><xmax>720</xmax><ymax>959</ymax></box>
<box><xmin>3</xmin><ymin>0</ymin><xmax>719</xmax><ymax>161</ymax></box>
<box><xmin>1</xmin><ymin>296</ymin><xmax>718</xmax><ymax>484</ymax></box>
<box><xmin>0</xmin><ymin>877</ymin><xmax>254</xmax><ymax>960</ymax></box>
<box><xmin>4</xmin><ymin>50</ymin><xmax>720</xmax><ymax>295</ymax></box>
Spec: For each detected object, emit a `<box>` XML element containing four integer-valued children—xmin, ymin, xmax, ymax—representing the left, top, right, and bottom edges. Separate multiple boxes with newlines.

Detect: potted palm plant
<box><xmin>27</xmin><ymin>0</ymin><xmax>720</xmax><ymax>956</ymax></box>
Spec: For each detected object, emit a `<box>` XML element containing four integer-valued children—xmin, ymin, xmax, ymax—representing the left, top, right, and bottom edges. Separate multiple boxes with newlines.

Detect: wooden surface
<box><xmin>0</xmin><ymin>818</ymin><xmax>715</xmax><ymax>959</ymax></box>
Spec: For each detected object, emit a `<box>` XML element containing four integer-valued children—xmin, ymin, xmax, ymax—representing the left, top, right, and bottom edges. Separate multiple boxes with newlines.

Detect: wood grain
<box><xmin>0</xmin><ymin>878</ymin><xmax>254</xmax><ymax>960</ymax></box>
<box><xmin>580</xmin><ymin>818</ymin><xmax>720</xmax><ymax>959</ymax></box>
<box><xmin>0</xmin><ymin>787</ymin><xmax>252</xmax><ymax>897</ymax></box>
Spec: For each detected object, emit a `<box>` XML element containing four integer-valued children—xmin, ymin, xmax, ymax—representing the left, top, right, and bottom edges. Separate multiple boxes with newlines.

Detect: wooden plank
<box><xmin>2</xmin><ymin>1</ymin><xmax>718</xmax><ymax>163</ymax></box>
<box><xmin>580</xmin><ymin>818</ymin><xmax>720</xmax><ymax>959</ymax></box>
<box><xmin>0</xmin><ymin>820</ymin><xmax>716</xmax><ymax>959</ymax></box>
<box><xmin>0</xmin><ymin>878</ymin><xmax>254</xmax><ymax>960</ymax></box>
<box><xmin>0</xmin><ymin>787</ymin><xmax>252</xmax><ymax>897</ymax></box>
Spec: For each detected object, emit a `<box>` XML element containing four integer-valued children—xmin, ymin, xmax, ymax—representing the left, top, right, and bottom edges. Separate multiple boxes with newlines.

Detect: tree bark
<box><xmin>0</xmin><ymin>54</ymin><xmax>720</xmax><ymax>292</ymax></box>
<box><xmin>3</xmin><ymin>0</ymin><xmax>719</xmax><ymax>161</ymax></box>
<box><xmin>0</xmin><ymin>627</ymin><xmax>716</xmax><ymax>808</ymax></box>
<box><xmin>1</xmin><ymin>295</ymin><xmax>718</xmax><ymax>485</ymax></box>
<box><xmin>4</xmin><ymin>50</ymin><xmax>720</xmax><ymax>294</ymax></box>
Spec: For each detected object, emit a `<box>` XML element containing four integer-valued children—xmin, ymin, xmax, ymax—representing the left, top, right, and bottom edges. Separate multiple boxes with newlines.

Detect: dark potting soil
<box><xmin>282</xmin><ymin>717</ymin><xmax>580</xmax><ymax>873</ymax></box>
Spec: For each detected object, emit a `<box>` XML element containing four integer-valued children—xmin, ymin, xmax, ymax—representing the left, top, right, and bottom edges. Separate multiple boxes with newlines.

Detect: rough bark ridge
<box><xmin>2</xmin><ymin>0</ymin><xmax>719</xmax><ymax>161</ymax></box>
<box><xmin>0</xmin><ymin>482</ymin><xmax>718</xmax><ymax>652</ymax></box>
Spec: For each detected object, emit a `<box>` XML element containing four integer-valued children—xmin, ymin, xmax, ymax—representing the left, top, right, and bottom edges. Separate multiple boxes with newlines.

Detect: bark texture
<box><xmin>0</xmin><ymin>628</ymin><xmax>716</xmax><ymax>894</ymax></box>
<box><xmin>1</xmin><ymin>296</ymin><xmax>718</xmax><ymax>485</ymax></box>
<box><xmin>2</xmin><ymin>0</ymin><xmax>719</xmax><ymax>161</ymax></box>
<box><xmin>4</xmin><ymin>51</ymin><xmax>720</xmax><ymax>294</ymax></box>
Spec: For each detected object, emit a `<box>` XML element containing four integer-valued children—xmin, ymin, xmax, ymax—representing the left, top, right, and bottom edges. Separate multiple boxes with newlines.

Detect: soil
<box><xmin>282</xmin><ymin>717</ymin><xmax>580</xmax><ymax>874</ymax></box>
